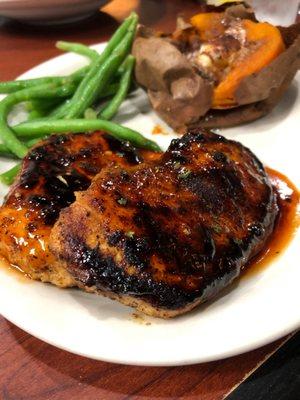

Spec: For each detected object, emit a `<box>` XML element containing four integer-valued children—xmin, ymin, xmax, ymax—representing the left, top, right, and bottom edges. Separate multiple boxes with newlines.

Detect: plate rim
<box><xmin>1</xmin><ymin>293</ymin><xmax>299</xmax><ymax>366</ymax></box>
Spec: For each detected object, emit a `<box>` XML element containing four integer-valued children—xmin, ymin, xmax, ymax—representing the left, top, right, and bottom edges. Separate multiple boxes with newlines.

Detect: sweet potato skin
<box><xmin>234</xmin><ymin>24</ymin><xmax>300</xmax><ymax>106</ymax></box>
<box><xmin>133</xmin><ymin>35</ymin><xmax>213</xmax><ymax>130</ymax></box>
<box><xmin>133</xmin><ymin>5</ymin><xmax>300</xmax><ymax>131</ymax></box>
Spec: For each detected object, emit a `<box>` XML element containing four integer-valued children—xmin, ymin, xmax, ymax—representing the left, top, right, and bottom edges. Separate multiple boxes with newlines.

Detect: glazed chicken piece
<box><xmin>0</xmin><ymin>131</ymin><xmax>156</xmax><ymax>287</ymax></box>
<box><xmin>50</xmin><ymin>130</ymin><xmax>278</xmax><ymax>317</ymax></box>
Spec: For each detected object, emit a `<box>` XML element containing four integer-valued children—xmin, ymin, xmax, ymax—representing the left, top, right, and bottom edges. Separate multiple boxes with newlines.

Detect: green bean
<box><xmin>51</xmin><ymin>82</ymin><xmax>119</xmax><ymax>119</ymax></box>
<box><xmin>64</xmin><ymin>13</ymin><xmax>138</xmax><ymax>119</ymax></box>
<box><xmin>29</xmin><ymin>98</ymin><xmax>62</xmax><ymax>114</ymax></box>
<box><xmin>0</xmin><ymin>144</ymin><xmax>18</xmax><ymax>158</ymax></box>
<box><xmin>56</xmin><ymin>41</ymin><xmax>99</xmax><ymax>61</ymax></box>
<box><xmin>0</xmin><ymin>64</ymin><xmax>91</xmax><ymax>95</ymax></box>
<box><xmin>99</xmin><ymin>55</ymin><xmax>135</xmax><ymax>120</ymax></box>
<box><xmin>28</xmin><ymin>98</ymin><xmax>65</xmax><ymax>121</ymax></box>
<box><xmin>0</xmin><ymin>137</ymin><xmax>47</xmax><ymax>158</ymax></box>
<box><xmin>84</xmin><ymin>108</ymin><xmax>97</xmax><ymax>119</ymax></box>
<box><xmin>49</xmin><ymin>99</ymin><xmax>71</xmax><ymax>119</ymax></box>
<box><xmin>13</xmin><ymin>119</ymin><xmax>161</xmax><ymax>152</ymax></box>
<box><xmin>0</xmin><ymin>67</ymin><xmax>87</xmax><ymax>94</ymax></box>
<box><xmin>0</xmin><ymin>62</ymin><xmax>128</xmax><ymax>96</ymax></box>
<box><xmin>28</xmin><ymin>109</ymin><xmax>45</xmax><ymax>121</ymax></box>
<box><xmin>96</xmin><ymin>82</ymin><xmax>120</xmax><ymax>99</ymax></box>
<box><xmin>0</xmin><ymin>82</ymin><xmax>76</xmax><ymax>157</ymax></box>
<box><xmin>48</xmin><ymin>82</ymin><xmax>119</xmax><ymax>119</ymax></box>
<box><xmin>0</xmin><ymin>163</ymin><xmax>21</xmax><ymax>185</ymax></box>
<box><xmin>66</xmin><ymin>29</ymin><xmax>136</xmax><ymax>119</ymax></box>
<box><xmin>0</xmin><ymin>77</ymin><xmax>66</xmax><ymax>94</ymax></box>
<box><xmin>0</xmin><ymin>111</ymin><xmax>28</xmax><ymax>158</ymax></box>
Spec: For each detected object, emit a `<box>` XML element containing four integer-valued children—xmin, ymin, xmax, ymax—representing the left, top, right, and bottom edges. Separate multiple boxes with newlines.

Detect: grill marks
<box><xmin>50</xmin><ymin>130</ymin><xmax>278</xmax><ymax>313</ymax></box>
<box><xmin>0</xmin><ymin>131</ymin><xmax>148</xmax><ymax>286</ymax></box>
<box><xmin>7</xmin><ymin>132</ymin><xmax>145</xmax><ymax>225</ymax></box>
<box><xmin>61</xmin><ymin>234</ymin><xmax>197</xmax><ymax>309</ymax></box>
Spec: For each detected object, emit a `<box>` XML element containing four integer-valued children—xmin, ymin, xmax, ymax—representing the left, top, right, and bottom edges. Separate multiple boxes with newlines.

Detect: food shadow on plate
<box><xmin>224</xmin><ymin>82</ymin><xmax>299</xmax><ymax>138</ymax></box>
<box><xmin>113</xmin><ymin>88</ymin><xmax>153</xmax><ymax>125</ymax></box>
<box><xmin>115</xmin><ymin>81</ymin><xmax>298</xmax><ymax>139</ymax></box>
<box><xmin>182</xmin><ymin>279</ymin><xmax>242</xmax><ymax>320</ymax></box>
<box><xmin>69</xmin><ymin>288</ymin><xmax>135</xmax><ymax>322</ymax></box>
<box><xmin>68</xmin><ymin>277</ymin><xmax>242</xmax><ymax>324</ymax></box>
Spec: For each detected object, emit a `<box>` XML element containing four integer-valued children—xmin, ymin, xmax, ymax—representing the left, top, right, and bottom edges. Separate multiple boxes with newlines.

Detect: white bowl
<box><xmin>0</xmin><ymin>0</ymin><xmax>111</xmax><ymax>24</ymax></box>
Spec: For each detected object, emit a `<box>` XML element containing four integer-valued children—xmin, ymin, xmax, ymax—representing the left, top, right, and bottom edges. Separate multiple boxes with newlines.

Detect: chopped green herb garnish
<box><xmin>126</xmin><ymin>230</ymin><xmax>135</xmax><ymax>238</ymax></box>
<box><xmin>117</xmin><ymin>197</ymin><xmax>127</xmax><ymax>206</ymax></box>
<box><xmin>212</xmin><ymin>225</ymin><xmax>222</xmax><ymax>234</ymax></box>
<box><xmin>178</xmin><ymin>168</ymin><xmax>191</xmax><ymax>179</ymax></box>
<box><xmin>233</xmin><ymin>238</ymin><xmax>243</xmax><ymax>246</ymax></box>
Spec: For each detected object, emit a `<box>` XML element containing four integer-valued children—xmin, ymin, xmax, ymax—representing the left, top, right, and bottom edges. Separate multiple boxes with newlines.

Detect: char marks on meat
<box><xmin>0</xmin><ymin>131</ymin><xmax>153</xmax><ymax>286</ymax></box>
<box><xmin>50</xmin><ymin>130</ymin><xmax>278</xmax><ymax>317</ymax></box>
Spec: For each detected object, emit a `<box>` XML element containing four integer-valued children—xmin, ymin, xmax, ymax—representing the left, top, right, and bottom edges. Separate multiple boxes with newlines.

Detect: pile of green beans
<box><xmin>0</xmin><ymin>82</ymin><xmax>77</xmax><ymax>158</ymax></box>
<box><xmin>0</xmin><ymin>12</ymin><xmax>160</xmax><ymax>185</ymax></box>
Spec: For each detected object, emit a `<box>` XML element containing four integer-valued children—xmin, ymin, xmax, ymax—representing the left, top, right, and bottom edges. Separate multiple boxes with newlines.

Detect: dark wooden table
<box><xmin>0</xmin><ymin>1</ymin><xmax>299</xmax><ymax>399</ymax></box>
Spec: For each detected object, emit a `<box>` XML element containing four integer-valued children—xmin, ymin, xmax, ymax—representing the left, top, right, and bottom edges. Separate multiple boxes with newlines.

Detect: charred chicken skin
<box><xmin>0</xmin><ymin>131</ymin><xmax>155</xmax><ymax>287</ymax></box>
<box><xmin>50</xmin><ymin>130</ymin><xmax>278</xmax><ymax>317</ymax></box>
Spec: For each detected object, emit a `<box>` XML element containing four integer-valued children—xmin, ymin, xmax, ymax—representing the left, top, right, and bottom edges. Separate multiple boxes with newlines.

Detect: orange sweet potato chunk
<box><xmin>190</xmin><ymin>12</ymin><xmax>225</xmax><ymax>41</ymax></box>
<box><xmin>191</xmin><ymin>13</ymin><xmax>285</xmax><ymax>108</ymax></box>
<box><xmin>213</xmin><ymin>20</ymin><xmax>286</xmax><ymax>107</ymax></box>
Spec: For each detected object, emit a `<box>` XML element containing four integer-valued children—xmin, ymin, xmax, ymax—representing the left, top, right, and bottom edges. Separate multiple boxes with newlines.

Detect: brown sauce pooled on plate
<box><xmin>243</xmin><ymin>167</ymin><xmax>300</xmax><ymax>278</ymax></box>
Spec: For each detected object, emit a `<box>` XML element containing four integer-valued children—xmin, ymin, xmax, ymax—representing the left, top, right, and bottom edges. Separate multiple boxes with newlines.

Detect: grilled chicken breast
<box><xmin>50</xmin><ymin>130</ymin><xmax>278</xmax><ymax>317</ymax></box>
<box><xmin>0</xmin><ymin>131</ymin><xmax>155</xmax><ymax>286</ymax></box>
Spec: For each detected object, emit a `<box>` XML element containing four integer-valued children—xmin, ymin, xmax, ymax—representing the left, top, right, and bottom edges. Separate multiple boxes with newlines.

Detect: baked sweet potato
<box><xmin>132</xmin><ymin>3</ymin><xmax>300</xmax><ymax>131</ymax></box>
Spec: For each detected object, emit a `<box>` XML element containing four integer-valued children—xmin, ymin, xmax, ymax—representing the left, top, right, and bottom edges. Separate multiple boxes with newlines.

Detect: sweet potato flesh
<box><xmin>190</xmin><ymin>13</ymin><xmax>285</xmax><ymax>108</ymax></box>
<box><xmin>190</xmin><ymin>12</ymin><xmax>225</xmax><ymax>41</ymax></box>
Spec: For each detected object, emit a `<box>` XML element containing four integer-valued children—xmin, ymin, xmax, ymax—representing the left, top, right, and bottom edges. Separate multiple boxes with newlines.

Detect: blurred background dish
<box><xmin>0</xmin><ymin>0</ymin><xmax>111</xmax><ymax>25</ymax></box>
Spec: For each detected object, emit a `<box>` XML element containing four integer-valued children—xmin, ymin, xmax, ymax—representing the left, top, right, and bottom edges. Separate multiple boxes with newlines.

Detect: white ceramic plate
<box><xmin>0</xmin><ymin>44</ymin><xmax>299</xmax><ymax>366</ymax></box>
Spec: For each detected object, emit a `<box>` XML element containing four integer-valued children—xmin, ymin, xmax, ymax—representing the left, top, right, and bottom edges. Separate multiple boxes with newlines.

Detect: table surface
<box><xmin>0</xmin><ymin>1</ymin><xmax>299</xmax><ymax>399</ymax></box>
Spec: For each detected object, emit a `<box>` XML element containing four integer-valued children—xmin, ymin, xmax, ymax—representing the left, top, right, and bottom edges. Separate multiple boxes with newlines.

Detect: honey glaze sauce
<box><xmin>243</xmin><ymin>167</ymin><xmax>300</xmax><ymax>278</ymax></box>
<box><xmin>0</xmin><ymin>256</ymin><xmax>30</xmax><ymax>282</ymax></box>
<box><xmin>0</xmin><ymin>169</ymin><xmax>298</xmax><ymax>284</ymax></box>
